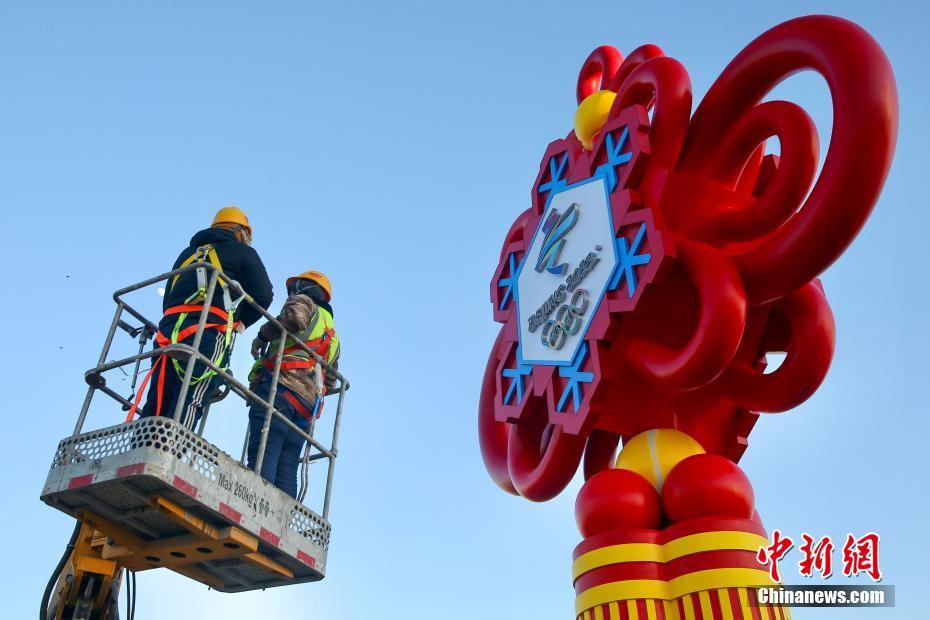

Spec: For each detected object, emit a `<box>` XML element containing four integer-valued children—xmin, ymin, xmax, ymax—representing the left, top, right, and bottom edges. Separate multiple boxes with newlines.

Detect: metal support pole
<box><xmin>98</xmin><ymin>386</ymin><xmax>134</xmax><ymax>410</ymax></box>
<box><xmin>72</xmin><ymin>386</ymin><xmax>97</xmax><ymax>437</ymax></box>
<box><xmin>123</xmin><ymin>328</ymin><xmax>152</xmax><ymax>410</ymax></box>
<box><xmin>171</xmin><ymin>272</ymin><xmax>218</xmax><ymax>424</ymax></box>
<box><xmin>73</xmin><ymin>302</ymin><xmax>125</xmax><ymax>436</ymax></box>
<box><xmin>322</xmin><ymin>379</ymin><xmax>347</xmax><ymax>519</ymax></box>
<box><xmin>253</xmin><ymin>330</ymin><xmax>287</xmax><ymax>474</ymax></box>
<box><xmin>240</xmin><ymin>426</ymin><xmax>251</xmax><ymax>464</ymax></box>
<box><xmin>196</xmin><ymin>407</ymin><xmax>209</xmax><ymax>436</ymax></box>
<box><xmin>97</xmin><ymin>302</ymin><xmax>125</xmax><ymax>367</ymax></box>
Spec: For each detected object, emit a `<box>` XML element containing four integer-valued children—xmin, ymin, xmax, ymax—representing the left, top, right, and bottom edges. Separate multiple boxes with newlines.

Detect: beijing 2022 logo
<box><xmin>528</xmin><ymin>203</ymin><xmax>598</xmax><ymax>352</ymax></box>
<box><xmin>516</xmin><ymin>172</ymin><xmax>621</xmax><ymax>366</ymax></box>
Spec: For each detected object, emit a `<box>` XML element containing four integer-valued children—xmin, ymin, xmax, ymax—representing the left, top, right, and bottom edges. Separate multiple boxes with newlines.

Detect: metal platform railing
<box><xmin>74</xmin><ymin>262</ymin><xmax>349</xmax><ymax>519</ymax></box>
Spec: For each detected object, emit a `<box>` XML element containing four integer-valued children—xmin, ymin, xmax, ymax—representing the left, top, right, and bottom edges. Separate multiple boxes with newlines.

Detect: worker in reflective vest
<box><xmin>129</xmin><ymin>206</ymin><xmax>274</xmax><ymax>430</ymax></box>
<box><xmin>247</xmin><ymin>270</ymin><xmax>340</xmax><ymax>497</ymax></box>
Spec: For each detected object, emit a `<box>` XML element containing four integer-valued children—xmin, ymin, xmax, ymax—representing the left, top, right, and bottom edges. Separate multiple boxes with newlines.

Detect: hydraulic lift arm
<box><xmin>43</xmin><ymin>520</ymin><xmax>127</xmax><ymax>620</ymax></box>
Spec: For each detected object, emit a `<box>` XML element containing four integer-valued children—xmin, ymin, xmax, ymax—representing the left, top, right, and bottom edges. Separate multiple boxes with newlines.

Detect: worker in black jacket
<box><xmin>135</xmin><ymin>206</ymin><xmax>274</xmax><ymax>429</ymax></box>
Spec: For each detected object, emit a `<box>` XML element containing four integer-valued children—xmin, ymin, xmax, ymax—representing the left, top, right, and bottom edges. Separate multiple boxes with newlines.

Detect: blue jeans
<box><xmin>247</xmin><ymin>384</ymin><xmax>310</xmax><ymax>498</ymax></box>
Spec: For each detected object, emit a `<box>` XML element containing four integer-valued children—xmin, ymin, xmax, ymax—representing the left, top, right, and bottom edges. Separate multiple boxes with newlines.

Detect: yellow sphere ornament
<box><xmin>574</xmin><ymin>90</ymin><xmax>617</xmax><ymax>150</ymax></box>
<box><xmin>614</xmin><ymin>429</ymin><xmax>705</xmax><ymax>492</ymax></box>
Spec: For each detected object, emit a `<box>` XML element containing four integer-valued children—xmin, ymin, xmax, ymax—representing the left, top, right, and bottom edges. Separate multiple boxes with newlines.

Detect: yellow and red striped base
<box><xmin>577</xmin><ymin>588</ymin><xmax>790</xmax><ymax>620</ymax></box>
<box><xmin>573</xmin><ymin>518</ymin><xmax>789</xmax><ymax>620</ymax></box>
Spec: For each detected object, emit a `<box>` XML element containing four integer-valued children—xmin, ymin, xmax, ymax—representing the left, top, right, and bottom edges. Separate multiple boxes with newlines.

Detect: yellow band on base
<box><xmin>573</xmin><ymin>531</ymin><xmax>770</xmax><ymax>580</ymax></box>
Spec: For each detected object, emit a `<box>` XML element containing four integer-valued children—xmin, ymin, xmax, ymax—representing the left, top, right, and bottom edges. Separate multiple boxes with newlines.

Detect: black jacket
<box><xmin>163</xmin><ymin>228</ymin><xmax>274</xmax><ymax>329</ymax></box>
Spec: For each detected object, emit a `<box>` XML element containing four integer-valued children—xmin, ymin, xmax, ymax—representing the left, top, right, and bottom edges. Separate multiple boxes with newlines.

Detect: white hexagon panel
<box><xmin>515</xmin><ymin>176</ymin><xmax>618</xmax><ymax>366</ymax></box>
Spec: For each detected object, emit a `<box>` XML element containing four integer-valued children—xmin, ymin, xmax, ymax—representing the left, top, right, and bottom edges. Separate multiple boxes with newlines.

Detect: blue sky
<box><xmin>1</xmin><ymin>1</ymin><xmax>927</xmax><ymax>618</ymax></box>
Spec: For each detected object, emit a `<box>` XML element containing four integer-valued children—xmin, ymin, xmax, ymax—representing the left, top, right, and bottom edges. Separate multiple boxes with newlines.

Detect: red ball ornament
<box><xmin>575</xmin><ymin>469</ymin><xmax>662</xmax><ymax>537</ymax></box>
<box><xmin>662</xmin><ymin>454</ymin><xmax>755</xmax><ymax>523</ymax></box>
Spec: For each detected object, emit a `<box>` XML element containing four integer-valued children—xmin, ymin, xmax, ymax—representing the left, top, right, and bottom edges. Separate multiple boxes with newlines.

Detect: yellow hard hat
<box><xmin>212</xmin><ymin>205</ymin><xmax>252</xmax><ymax>235</ymax></box>
<box><xmin>287</xmin><ymin>270</ymin><xmax>332</xmax><ymax>301</ymax></box>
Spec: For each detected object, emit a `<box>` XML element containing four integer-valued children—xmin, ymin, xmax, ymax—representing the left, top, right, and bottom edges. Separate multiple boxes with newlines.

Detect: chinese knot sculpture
<box><xmin>478</xmin><ymin>15</ymin><xmax>897</xmax><ymax>620</ymax></box>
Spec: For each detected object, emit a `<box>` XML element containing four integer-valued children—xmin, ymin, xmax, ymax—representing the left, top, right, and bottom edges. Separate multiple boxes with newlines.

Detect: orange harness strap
<box><xmin>125</xmin><ymin>347</ymin><xmax>167</xmax><ymax>422</ymax></box>
<box><xmin>281</xmin><ymin>390</ymin><xmax>311</xmax><ymax>419</ymax></box>
<box><xmin>263</xmin><ymin>327</ymin><xmax>335</xmax><ymax>372</ymax></box>
<box><xmin>124</xmin><ymin>305</ymin><xmax>239</xmax><ymax>422</ymax></box>
<box><xmin>280</xmin><ymin>387</ymin><xmax>325</xmax><ymax>421</ymax></box>
<box><xmin>163</xmin><ymin>304</ymin><xmax>232</xmax><ymax>321</ymax></box>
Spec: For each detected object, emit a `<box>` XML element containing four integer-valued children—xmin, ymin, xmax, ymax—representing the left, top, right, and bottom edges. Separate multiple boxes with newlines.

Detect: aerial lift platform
<box><xmin>39</xmin><ymin>263</ymin><xmax>349</xmax><ymax>619</ymax></box>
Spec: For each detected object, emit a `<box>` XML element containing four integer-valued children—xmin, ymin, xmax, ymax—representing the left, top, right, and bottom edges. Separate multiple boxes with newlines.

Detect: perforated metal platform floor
<box><xmin>41</xmin><ymin>417</ymin><xmax>329</xmax><ymax>592</ymax></box>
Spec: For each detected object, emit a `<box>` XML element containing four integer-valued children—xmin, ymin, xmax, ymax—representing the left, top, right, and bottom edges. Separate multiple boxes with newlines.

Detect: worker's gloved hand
<box><xmin>324</xmin><ymin>369</ymin><xmax>338</xmax><ymax>391</ymax></box>
<box><xmin>324</xmin><ymin>361</ymin><xmax>339</xmax><ymax>391</ymax></box>
<box><xmin>251</xmin><ymin>337</ymin><xmax>267</xmax><ymax>359</ymax></box>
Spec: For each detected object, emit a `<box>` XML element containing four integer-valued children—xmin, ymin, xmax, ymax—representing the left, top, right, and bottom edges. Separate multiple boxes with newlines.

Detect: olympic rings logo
<box><xmin>540</xmin><ymin>289</ymin><xmax>589</xmax><ymax>349</ymax></box>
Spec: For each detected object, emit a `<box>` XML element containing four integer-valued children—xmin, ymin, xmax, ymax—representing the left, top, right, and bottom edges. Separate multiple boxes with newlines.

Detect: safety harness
<box><xmin>126</xmin><ymin>245</ymin><xmax>242</xmax><ymax>421</ymax></box>
<box><xmin>251</xmin><ymin>306</ymin><xmax>338</xmax><ymax>420</ymax></box>
<box><xmin>264</xmin><ymin>311</ymin><xmax>337</xmax><ymax>371</ymax></box>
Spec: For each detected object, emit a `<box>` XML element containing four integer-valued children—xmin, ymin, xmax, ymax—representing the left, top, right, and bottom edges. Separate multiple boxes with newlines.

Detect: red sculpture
<box><xmin>479</xmin><ymin>15</ymin><xmax>897</xmax><ymax>619</ymax></box>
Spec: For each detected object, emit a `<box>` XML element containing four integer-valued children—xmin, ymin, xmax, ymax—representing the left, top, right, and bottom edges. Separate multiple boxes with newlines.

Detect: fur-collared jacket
<box><xmin>249</xmin><ymin>294</ymin><xmax>338</xmax><ymax>406</ymax></box>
